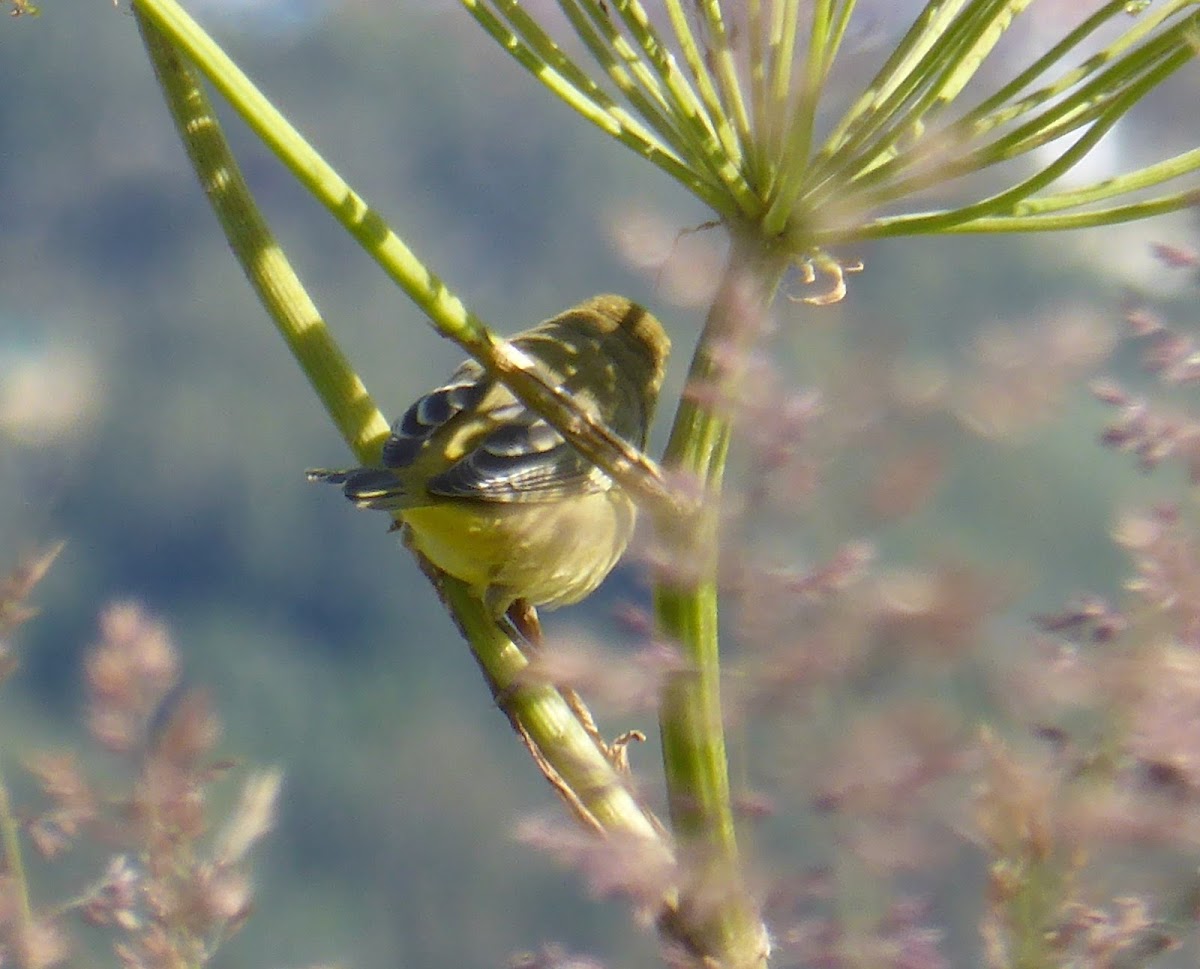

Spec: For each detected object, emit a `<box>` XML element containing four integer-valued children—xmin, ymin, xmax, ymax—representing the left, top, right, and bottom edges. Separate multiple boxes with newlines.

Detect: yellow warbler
<box><xmin>309</xmin><ymin>295</ymin><xmax>670</xmax><ymax>620</ymax></box>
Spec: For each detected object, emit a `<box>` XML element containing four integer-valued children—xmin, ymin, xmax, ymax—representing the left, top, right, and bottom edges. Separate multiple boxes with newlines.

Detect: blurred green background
<box><xmin>2</xmin><ymin>3</ymin><xmax>1198</xmax><ymax>967</ymax></box>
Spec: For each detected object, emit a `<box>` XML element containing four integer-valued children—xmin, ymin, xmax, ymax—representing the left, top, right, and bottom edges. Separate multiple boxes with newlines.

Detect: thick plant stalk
<box><xmin>654</xmin><ymin>231</ymin><xmax>792</xmax><ymax>969</ymax></box>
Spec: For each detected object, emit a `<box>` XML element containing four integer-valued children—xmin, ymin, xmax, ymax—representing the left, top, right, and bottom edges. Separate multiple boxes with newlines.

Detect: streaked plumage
<box><xmin>309</xmin><ymin>295</ymin><xmax>670</xmax><ymax>618</ymax></box>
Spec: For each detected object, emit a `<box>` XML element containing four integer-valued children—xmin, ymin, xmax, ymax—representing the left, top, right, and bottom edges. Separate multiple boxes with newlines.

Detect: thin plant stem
<box><xmin>765</xmin><ymin>0</ymin><xmax>801</xmax><ymax>153</ymax></box>
<box><xmin>958</xmin><ymin>0</ymin><xmax>1170</xmax><ymax>132</ymax></box>
<box><xmin>0</xmin><ymin>765</ymin><xmax>35</xmax><ymax>949</ymax></box>
<box><xmin>832</xmin><ymin>0</ymin><xmax>1040</xmax><ymax>192</ymax></box>
<box><xmin>746</xmin><ymin>0</ymin><xmax>768</xmax><ymax>162</ymax></box>
<box><xmin>463</xmin><ymin>1</ymin><xmax>726</xmax><ymax>206</ymax></box>
<box><xmin>693</xmin><ymin>0</ymin><xmax>754</xmax><ymax>156</ymax></box>
<box><xmin>439</xmin><ymin>577</ymin><xmax>669</xmax><ymax>843</ymax></box>
<box><xmin>762</xmin><ymin>0</ymin><xmax>836</xmax><ymax>235</ymax></box>
<box><xmin>812</xmin><ymin>0</ymin><xmax>973</xmax><ymax>167</ymax></box>
<box><xmin>856</xmin><ymin>186</ymin><xmax>1200</xmax><ymax>236</ymax></box>
<box><xmin>661</xmin><ymin>0</ymin><xmax>743</xmax><ymax>171</ymax></box>
<box><xmin>840</xmin><ymin>41</ymin><xmax>1195</xmax><ymax>238</ymax></box>
<box><xmin>851</xmin><ymin>16</ymin><xmax>1195</xmax><ymax>207</ymax></box>
<box><xmin>553</xmin><ymin>0</ymin><xmax>739</xmax><ymax>203</ymax></box>
<box><xmin>601</xmin><ymin>0</ymin><xmax>763</xmax><ymax>215</ymax></box>
<box><xmin>136</xmin><ymin>12</ymin><xmax>387</xmax><ymax>462</ymax></box>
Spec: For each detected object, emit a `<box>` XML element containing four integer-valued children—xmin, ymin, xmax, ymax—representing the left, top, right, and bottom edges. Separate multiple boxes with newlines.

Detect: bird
<box><xmin>308</xmin><ymin>295</ymin><xmax>670</xmax><ymax>635</ymax></box>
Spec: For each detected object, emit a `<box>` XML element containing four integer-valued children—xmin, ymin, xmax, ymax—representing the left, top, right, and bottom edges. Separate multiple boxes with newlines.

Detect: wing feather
<box><xmin>371</xmin><ymin>356</ymin><xmax>616</xmax><ymax>505</ymax></box>
<box><xmin>381</xmin><ymin>361</ymin><xmax>488</xmax><ymax>470</ymax></box>
<box><xmin>428</xmin><ymin>414</ymin><xmax>608</xmax><ymax>502</ymax></box>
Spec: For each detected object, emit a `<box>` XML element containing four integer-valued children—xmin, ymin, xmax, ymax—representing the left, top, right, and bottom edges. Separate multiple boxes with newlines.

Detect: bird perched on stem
<box><xmin>309</xmin><ymin>295</ymin><xmax>670</xmax><ymax>637</ymax></box>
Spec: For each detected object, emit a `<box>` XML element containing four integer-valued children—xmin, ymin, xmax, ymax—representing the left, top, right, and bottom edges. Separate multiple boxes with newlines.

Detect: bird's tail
<box><xmin>306</xmin><ymin>468</ymin><xmax>411</xmax><ymax>511</ymax></box>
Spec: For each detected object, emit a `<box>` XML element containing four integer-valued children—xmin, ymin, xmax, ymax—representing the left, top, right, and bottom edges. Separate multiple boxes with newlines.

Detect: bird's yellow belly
<box><xmin>402</xmin><ymin>490</ymin><xmax>637</xmax><ymax>612</ymax></box>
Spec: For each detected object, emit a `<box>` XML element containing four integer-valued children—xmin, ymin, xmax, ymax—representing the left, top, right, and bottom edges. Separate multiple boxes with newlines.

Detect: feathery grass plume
<box><xmin>85</xmin><ymin>603</ymin><xmax>181</xmax><ymax>755</ymax></box>
<box><xmin>1095</xmin><ymin>257</ymin><xmax>1200</xmax><ymax>479</ymax></box>
<box><xmin>515</xmin><ymin>814</ymin><xmax>679</xmax><ymax>923</ymax></box>
<box><xmin>520</xmin><ymin>633</ymin><xmax>687</xmax><ymax>716</ymax></box>
<box><xmin>762</xmin><ymin>889</ymin><xmax>950</xmax><ymax>969</ymax></box>
<box><xmin>0</xmin><ymin>600</ymin><xmax>281</xmax><ymax>969</ymax></box>
<box><xmin>956</xmin><ymin>309</ymin><xmax>1115</xmax><ymax>439</ymax></box>
<box><xmin>22</xmin><ymin>753</ymin><xmax>94</xmax><ymax>862</ymax></box>
<box><xmin>975</xmin><ymin>729</ymin><xmax>1077</xmax><ymax>969</ymax></box>
<box><xmin>0</xmin><ymin>544</ymin><xmax>63</xmax><ymax>684</ymax></box>
<box><xmin>973</xmin><ymin>253</ymin><xmax>1200</xmax><ymax>964</ymax></box>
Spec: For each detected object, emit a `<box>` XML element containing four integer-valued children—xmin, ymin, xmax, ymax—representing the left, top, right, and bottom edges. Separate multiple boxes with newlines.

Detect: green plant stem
<box><xmin>765</xmin><ymin>0</ymin><xmax>802</xmax><ymax>149</ymax></box>
<box><xmin>693</xmin><ymin>0</ymin><xmax>754</xmax><ymax>156</ymax></box>
<box><xmin>811</xmin><ymin>0</ymin><xmax>970</xmax><ymax>171</ymax></box>
<box><xmin>653</xmin><ymin>229</ymin><xmax>791</xmax><ymax>969</ymax></box>
<box><xmin>833</xmin><ymin>0</ymin><xmax>1039</xmax><ymax>196</ymax></box>
<box><xmin>852</xmin><ymin>16</ymin><xmax>1195</xmax><ymax>207</ymax></box>
<box><xmin>857</xmin><ymin>186</ymin><xmax>1200</xmax><ymax>236</ymax></box>
<box><xmin>555</xmin><ymin>0</ymin><xmax>703</xmax><ymax>156</ymax></box>
<box><xmin>583</xmin><ymin>0</ymin><xmax>759</xmax><ymax>214</ymax></box>
<box><xmin>965</xmin><ymin>0</ymin><xmax>1194</xmax><ymax>134</ymax></box>
<box><xmin>839</xmin><ymin>45</ymin><xmax>1196</xmax><ymax>239</ymax></box>
<box><xmin>0</xmin><ymin>765</ymin><xmax>35</xmax><ymax>948</ymax></box>
<box><xmin>459</xmin><ymin>1</ymin><xmax>739</xmax><ymax>214</ymax></box>
<box><xmin>485</xmin><ymin>0</ymin><xmax>702</xmax><ymax>180</ymax></box>
<box><xmin>662</xmin><ymin>0</ymin><xmax>747</xmax><ymax>177</ymax></box>
<box><xmin>136</xmin><ymin>12</ymin><xmax>387</xmax><ymax>462</ymax></box>
<box><xmin>132</xmin><ymin>0</ymin><xmax>481</xmax><ymax>341</ymax></box>
<box><xmin>745</xmin><ymin>0</ymin><xmax>769</xmax><ymax>169</ymax></box>
<box><xmin>440</xmin><ymin>577</ymin><xmax>668</xmax><ymax>841</ymax></box>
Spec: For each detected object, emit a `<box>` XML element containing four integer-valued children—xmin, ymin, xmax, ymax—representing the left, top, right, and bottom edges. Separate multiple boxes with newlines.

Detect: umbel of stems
<box><xmin>467</xmin><ymin>0</ymin><xmax>1200</xmax><ymax>240</ymax></box>
<box><xmin>129</xmin><ymin>0</ymin><xmax>1197</xmax><ymax>966</ymax></box>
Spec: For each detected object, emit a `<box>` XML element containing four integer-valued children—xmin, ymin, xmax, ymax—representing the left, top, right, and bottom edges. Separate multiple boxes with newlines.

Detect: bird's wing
<box><xmin>381</xmin><ymin>360</ymin><xmax>490</xmax><ymax>470</ymax></box>
<box><xmin>427</xmin><ymin>400</ymin><xmax>610</xmax><ymax>503</ymax></box>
